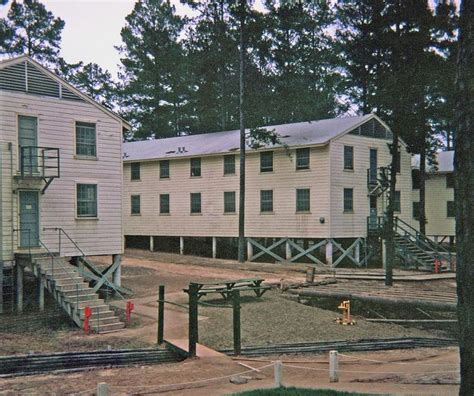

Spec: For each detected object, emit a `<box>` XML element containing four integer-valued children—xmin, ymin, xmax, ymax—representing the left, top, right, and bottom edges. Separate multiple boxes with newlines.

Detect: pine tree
<box><xmin>264</xmin><ymin>0</ymin><xmax>338</xmax><ymax>124</ymax></box>
<box><xmin>184</xmin><ymin>0</ymin><xmax>240</xmax><ymax>133</ymax></box>
<box><xmin>0</xmin><ymin>0</ymin><xmax>64</xmax><ymax>65</ymax></box>
<box><xmin>454</xmin><ymin>1</ymin><xmax>474</xmax><ymax>393</ymax></box>
<box><xmin>117</xmin><ymin>0</ymin><xmax>190</xmax><ymax>139</ymax></box>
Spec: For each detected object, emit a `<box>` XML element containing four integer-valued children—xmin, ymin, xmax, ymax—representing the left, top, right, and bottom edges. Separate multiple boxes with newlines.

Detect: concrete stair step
<box><xmin>85</xmin><ymin>310</ymin><xmax>116</xmax><ymax>320</ymax></box>
<box><xmin>77</xmin><ymin>300</ymin><xmax>107</xmax><ymax>308</ymax></box>
<box><xmin>91</xmin><ymin>322</ymin><xmax>125</xmax><ymax>332</ymax></box>
<box><xmin>64</xmin><ymin>294</ymin><xmax>98</xmax><ymax>303</ymax></box>
<box><xmin>88</xmin><ymin>317</ymin><xmax>122</xmax><ymax>326</ymax></box>
<box><xmin>62</xmin><ymin>288</ymin><xmax>93</xmax><ymax>297</ymax></box>
<box><xmin>79</xmin><ymin>305</ymin><xmax>112</xmax><ymax>317</ymax></box>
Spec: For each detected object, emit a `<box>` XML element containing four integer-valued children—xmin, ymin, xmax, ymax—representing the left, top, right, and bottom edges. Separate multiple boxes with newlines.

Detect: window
<box><xmin>75</xmin><ymin>122</ymin><xmax>96</xmax><ymax>157</ymax></box>
<box><xmin>160</xmin><ymin>160</ymin><xmax>170</xmax><ymax>179</ymax></box>
<box><xmin>413</xmin><ymin>202</ymin><xmax>420</xmax><ymax>220</ymax></box>
<box><xmin>394</xmin><ymin>190</ymin><xmax>401</xmax><ymax>212</ymax></box>
<box><xmin>260</xmin><ymin>151</ymin><xmax>273</xmax><ymax>172</ymax></box>
<box><xmin>260</xmin><ymin>190</ymin><xmax>273</xmax><ymax>212</ymax></box>
<box><xmin>446</xmin><ymin>173</ymin><xmax>454</xmax><ymax>189</ymax></box>
<box><xmin>160</xmin><ymin>194</ymin><xmax>170</xmax><ymax>214</ymax></box>
<box><xmin>412</xmin><ymin>169</ymin><xmax>421</xmax><ymax>190</ymax></box>
<box><xmin>447</xmin><ymin>200</ymin><xmax>455</xmax><ymax>218</ymax></box>
<box><xmin>190</xmin><ymin>158</ymin><xmax>201</xmax><ymax>177</ymax></box>
<box><xmin>296</xmin><ymin>148</ymin><xmax>310</xmax><ymax>170</ymax></box>
<box><xmin>131</xmin><ymin>162</ymin><xmax>140</xmax><ymax>180</ymax></box>
<box><xmin>343</xmin><ymin>146</ymin><xmax>354</xmax><ymax>170</ymax></box>
<box><xmin>343</xmin><ymin>188</ymin><xmax>353</xmax><ymax>212</ymax></box>
<box><xmin>190</xmin><ymin>193</ymin><xmax>201</xmax><ymax>213</ymax></box>
<box><xmin>296</xmin><ymin>188</ymin><xmax>310</xmax><ymax>212</ymax></box>
<box><xmin>224</xmin><ymin>155</ymin><xmax>236</xmax><ymax>175</ymax></box>
<box><xmin>224</xmin><ymin>191</ymin><xmax>236</xmax><ymax>213</ymax></box>
<box><xmin>77</xmin><ymin>184</ymin><xmax>97</xmax><ymax>218</ymax></box>
<box><xmin>131</xmin><ymin>195</ymin><xmax>140</xmax><ymax>215</ymax></box>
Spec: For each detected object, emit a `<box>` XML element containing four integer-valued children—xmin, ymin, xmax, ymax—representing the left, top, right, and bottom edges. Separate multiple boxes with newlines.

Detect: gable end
<box><xmin>0</xmin><ymin>60</ymin><xmax>84</xmax><ymax>102</ymax></box>
<box><xmin>348</xmin><ymin>118</ymin><xmax>392</xmax><ymax>140</ymax></box>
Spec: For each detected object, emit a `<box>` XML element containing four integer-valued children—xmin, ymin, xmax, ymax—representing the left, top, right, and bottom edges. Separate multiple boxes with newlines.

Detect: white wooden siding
<box><xmin>0</xmin><ymin>89</ymin><xmax>123</xmax><ymax>259</ymax></box>
<box><xmin>328</xmin><ymin>134</ymin><xmax>412</xmax><ymax>238</ymax></box>
<box><xmin>411</xmin><ymin>174</ymin><xmax>455</xmax><ymax>237</ymax></box>
<box><xmin>124</xmin><ymin>146</ymin><xmax>331</xmax><ymax>238</ymax></box>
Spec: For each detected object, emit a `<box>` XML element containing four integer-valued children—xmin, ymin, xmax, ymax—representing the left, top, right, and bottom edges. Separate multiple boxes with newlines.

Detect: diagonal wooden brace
<box><xmin>248</xmin><ymin>238</ymin><xmax>287</xmax><ymax>262</ymax></box>
<box><xmin>288</xmin><ymin>239</ymin><xmax>326</xmax><ymax>265</ymax></box>
<box><xmin>331</xmin><ymin>238</ymin><xmax>362</xmax><ymax>267</ymax></box>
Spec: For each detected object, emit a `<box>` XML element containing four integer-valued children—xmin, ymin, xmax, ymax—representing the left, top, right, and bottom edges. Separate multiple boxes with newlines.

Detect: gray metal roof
<box><xmin>123</xmin><ymin>114</ymin><xmax>375</xmax><ymax>162</ymax></box>
<box><xmin>411</xmin><ymin>150</ymin><xmax>454</xmax><ymax>173</ymax></box>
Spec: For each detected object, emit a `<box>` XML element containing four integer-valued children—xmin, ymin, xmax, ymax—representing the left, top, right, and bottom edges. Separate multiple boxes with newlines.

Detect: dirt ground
<box><xmin>0</xmin><ymin>347</ymin><xmax>460</xmax><ymax>395</ymax></box>
<box><xmin>0</xmin><ymin>249</ymin><xmax>460</xmax><ymax>394</ymax></box>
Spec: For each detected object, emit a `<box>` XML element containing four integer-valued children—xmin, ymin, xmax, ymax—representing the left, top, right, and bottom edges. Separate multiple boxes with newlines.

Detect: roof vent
<box><xmin>177</xmin><ymin>146</ymin><xmax>188</xmax><ymax>154</ymax></box>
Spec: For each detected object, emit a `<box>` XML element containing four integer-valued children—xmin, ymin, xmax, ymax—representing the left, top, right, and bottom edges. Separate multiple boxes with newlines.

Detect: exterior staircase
<box><xmin>392</xmin><ymin>217</ymin><xmax>453</xmax><ymax>272</ymax></box>
<box><xmin>367</xmin><ymin>216</ymin><xmax>454</xmax><ymax>272</ymax></box>
<box><xmin>30</xmin><ymin>255</ymin><xmax>124</xmax><ymax>333</ymax></box>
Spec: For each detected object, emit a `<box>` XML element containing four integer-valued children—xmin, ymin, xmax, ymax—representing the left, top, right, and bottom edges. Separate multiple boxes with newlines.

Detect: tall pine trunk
<box><xmin>419</xmin><ymin>149</ymin><xmax>427</xmax><ymax>235</ymax></box>
<box><xmin>237</xmin><ymin>0</ymin><xmax>246</xmax><ymax>263</ymax></box>
<box><xmin>455</xmin><ymin>0</ymin><xmax>474</xmax><ymax>394</ymax></box>
<box><xmin>384</xmin><ymin>134</ymin><xmax>398</xmax><ymax>286</ymax></box>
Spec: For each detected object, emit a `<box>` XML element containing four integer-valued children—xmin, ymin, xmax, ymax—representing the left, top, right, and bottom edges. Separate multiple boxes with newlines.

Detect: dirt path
<box><xmin>0</xmin><ymin>347</ymin><xmax>459</xmax><ymax>395</ymax></box>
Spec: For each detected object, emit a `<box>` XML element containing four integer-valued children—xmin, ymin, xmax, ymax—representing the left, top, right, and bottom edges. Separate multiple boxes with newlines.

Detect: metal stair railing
<box><xmin>393</xmin><ymin>217</ymin><xmax>453</xmax><ymax>270</ymax></box>
<box><xmin>42</xmin><ymin>227</ymin><xmax>126</xmax><ymax>300</ymax></box>
<box><xmin>13</xmin><ymin>228</ymin><xmax>84</xmax><ymax>324</ymax></box>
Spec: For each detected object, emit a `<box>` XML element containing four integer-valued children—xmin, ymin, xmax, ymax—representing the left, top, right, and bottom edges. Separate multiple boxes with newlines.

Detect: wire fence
<box><xmin>78</xmin><ymin>350</ymin><xmax>460</xmax><ymax>395</ymax></box>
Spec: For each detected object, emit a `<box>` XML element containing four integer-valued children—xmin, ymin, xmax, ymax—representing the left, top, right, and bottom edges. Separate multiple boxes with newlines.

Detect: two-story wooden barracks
<box><xmin>123</xmin><ymin>114</ymin><xmax>415</xmax><ymax>266</ymax></box>
<box><xmin>0</xmin><ymin>56</ymin><xmax>128</xmax><ymax>330</ymax></box>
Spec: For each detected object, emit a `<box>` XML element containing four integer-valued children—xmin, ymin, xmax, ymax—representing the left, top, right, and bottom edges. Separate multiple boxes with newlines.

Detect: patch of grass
<box><xmin>230</xmin><ymin>387</ymin><xmax>379</xmax><ymax>395</ymax></box>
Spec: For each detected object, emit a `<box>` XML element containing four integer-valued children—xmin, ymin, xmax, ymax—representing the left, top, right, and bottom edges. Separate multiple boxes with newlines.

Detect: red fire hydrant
<box><xmin>434</xmin><ymin>259</ymin><xmax>441</xmax><ymax>274</ymax></box>
<box><xmin>126</xmin><ymin>301</ymin><xmax>135</xmax><ymax>326</ymax></box>
<box><xmin>84</xmin><ymin>306</ymin><xmax>92</xmax><ymax>335</ymax></box>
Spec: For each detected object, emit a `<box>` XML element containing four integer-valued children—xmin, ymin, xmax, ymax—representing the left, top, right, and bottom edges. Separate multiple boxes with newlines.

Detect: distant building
<box><xmin>123</xmin><ymin>114</ymin><xmax>417</xmax><ymax>267</ymax></box>
<box><xmin>411</xmin><ymin>150</ymin><xmax>455</xmax><ymax>243</ymax></box>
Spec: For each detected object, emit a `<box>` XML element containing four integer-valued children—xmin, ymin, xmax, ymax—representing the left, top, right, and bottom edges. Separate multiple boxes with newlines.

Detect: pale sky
<box><xmin>0</xmin><ymin>0</ymin><xmax>194</xmax><ymax>77</ymax></box>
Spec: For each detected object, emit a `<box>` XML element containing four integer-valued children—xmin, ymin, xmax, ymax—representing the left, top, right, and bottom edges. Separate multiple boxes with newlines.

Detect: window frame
<box><xmin>260</xmin><ymin>189</ymin><xmax>273</xmax><ymax>213</ymax></box>
<box><xmin>160</xmin><ymin>160</ymin><xmax>170</xmax><ymax>179</ymax></box>
<box><xmin>131</xmin><ymin>162</ymin><xmax>141</xmax><ymax>181</ymax></box>
<box><xmin>190</xmin><ymin>192</ymin><xmax>201</xmax><ymax>214</ymax></box>
<box><xmin>76</xmin><ymin>183</ymin><xmax>98</xmax><ymax>219</ymax></box>
<box><xmin>224</xmin><ymin>191</ymin><xmax>236</xmax><ymax>213</ymax></box>
<box><xmin>412</xmin><ymin>201</ymin><xmax>420</xmax><ymax>220</ymax></box>
<box><xmin>131</xmin><ymin>194</ymin><xmax>141</xmax><ymax>215</ymax></box>
<box><xmin>343</xmin><ymin>145</ymin><xmax>354</xmax><ymax>170</ymax></box>
<box><xmin>260</xmin><ymin>151</ymin><xmax>273</xmax><ymax>173</ymax></box>
<box><xmin>296</xmin><ymin>188</ymin><xmax>310</xmax><ymax>212</ymax></box>
<box><xmin>75</xmin><ymin>121</ymin><xmax>97</xmax><ymax>158</ymax></box>
<box><xmin>223</xmin><ymin>155</ymin><xmax>236</xmax><ymax>175</ymax></box>
<box><xmin>190</xmin><ymin>158</ymin><xmax>201</xmax><ymax>177</ymax></box>
<box><xmin>393</xmin><ymin>190</ymin><xmax>401</xmax><ymax>212</ymax></box>
<box><xmin>160</xmin><ymin>194</ymin><xmax>170</xmax><ymax>214</ymax></box>
<box><xmin>343</xmin><ymin>188</ymin><xmax>353</xmax><ymax>213</ymax></box>
<box><xmin>296</xmin><ymin>148</ymin><xmax>310</xmax><ymax>170</ymax></box>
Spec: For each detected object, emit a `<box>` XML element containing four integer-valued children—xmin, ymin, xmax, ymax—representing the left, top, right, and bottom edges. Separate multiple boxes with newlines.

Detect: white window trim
<box><xmin>75</xmin><ymin>181</ymin><xmax>99</xmax><ymax>220</ymax></box>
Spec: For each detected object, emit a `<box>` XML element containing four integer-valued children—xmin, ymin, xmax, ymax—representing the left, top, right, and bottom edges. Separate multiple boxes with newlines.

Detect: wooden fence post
<box><xmin>188</xmin><ymin>282</ymin><xmax>199</xmax><ymax>357</ymax></box>
<box><xmin>97</xmin><ymin>382</ymin><xmax>108</xmax><ymax>396</ymax></box>
<box><xmin>274</xmin><ymin>360</ymin><xmax>282</xmax><ymax>387</ymax></box>
<box><xmin>157</xmin><ymin>285</ymin><xmax>165</xmax><ymax>344</ymax></box>
<box><xmin>232</xmin><ymin>290</ymin><xmax>241</xmax><ymax>355</ymax></box>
